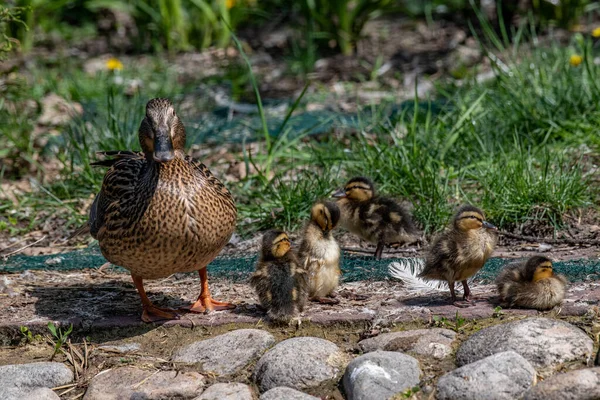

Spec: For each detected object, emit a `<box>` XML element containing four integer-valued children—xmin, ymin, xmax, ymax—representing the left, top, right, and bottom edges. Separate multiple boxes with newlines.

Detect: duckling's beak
<box><xmin>332</xmin><ymin>188</ymin><xmax>346</xmax><ymax>198</ymax></box>
<box><xmin>483</xmin><ymin>221</ymin><xmax>497</xmax><ymax>231</ymax></box>
<box><xmin>153</xmin><ymin>128</ymin><xmax>174</xmax><ymax>163</ymax></box>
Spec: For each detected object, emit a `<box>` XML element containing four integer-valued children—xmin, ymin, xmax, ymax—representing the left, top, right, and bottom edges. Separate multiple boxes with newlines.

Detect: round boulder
<box><xmin>173</xmin><ymin>329</ymin><xmax>276</xmax><ymax>375</ymax></box>
<box><xmin>343</xmin><ymin>351</ymin><xmax>421</xmax><ymax>400</ymax></box>
<box><xmin>253</xmin><ymin>337</ymin><xmax>348</xmax><ymax>393</ymax></box>
<box><xmin>457</xmin><ymin>318</ymin><xmax>593</xmax><ymax>374</ymax></box>
<box><xmin>524</xmin><ymin>367</ymin><xmax>600</xmax><ymax>400</ymax></box>
<box><xmin>437</xmin><ymin>351</ymin><xmax>536</xmax><ymax>400</ymax></box>
<box><xmin>358</xmin><ymin>329</ymin><xmax>456</xmax><ymax>359</ymax></box>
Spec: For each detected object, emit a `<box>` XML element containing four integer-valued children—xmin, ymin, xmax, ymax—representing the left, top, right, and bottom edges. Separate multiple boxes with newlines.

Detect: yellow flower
<box><xmin>570</xmin><ymin>54</ymin><xmax>583</xmax><ymax>67</ymax></box>
<box><xmin>593</xmin><ymin>27</ymin><xmax>600</xmax><ymax>38</ymax></box>
<box><xmin>106</xmin><ymin>57</ymin><xmax>123</xmax><ymax>71</ymax></box>
<box><xmin>225</xmin><ymin>0</ymin><xmax>235</xmax><ymax>9</ymax></box>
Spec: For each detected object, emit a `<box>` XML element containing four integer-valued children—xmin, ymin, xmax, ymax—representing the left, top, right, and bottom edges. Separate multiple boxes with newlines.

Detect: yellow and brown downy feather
<box><xmin>496</xmin><ymin>256</ymin><xmax>567</xmax><ymax>310</ymax></box>
<box><xmin>250</xmin><ymin>230</ymin><xmax>308</xmax><ymax>322</ymax></box>
<box><xmin>298</xmin><ymin>201</ymin><xmax>342</xmax><ymax>302</ymax></box>
<box><xmin>89</xmin><ymin>98</ymin><xmax>237</xmax><ymax>322</ymax></box>
<box><xmin>418</xmin><ymin>204</ymin><xmax>497</xmax><ymax>306</ymax></box>
<box><xmin>333</xmin><ymin>177</ymin><xmax>419</xmax><ymax>259</ymax></box>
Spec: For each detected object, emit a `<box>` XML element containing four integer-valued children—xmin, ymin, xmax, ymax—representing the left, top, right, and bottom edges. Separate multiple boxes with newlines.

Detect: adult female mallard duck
<box><xmin>89</xmin><ymin>98</ymin><xmax>237</xmax><ymax>322</ymax></box>
<box><xmin>496</xmin><ymin>256</ymin><xmax>567</xmax><ymax>310</ymax></box>
<box><xmin>418</xmin><ymin>205</ymin><xmax>497</xmax><ymax>307</ymax></box>
<box><xmin>333</xmin><ymin>177</ymin><xmax>419</xmax><ymax>259</ymax></box>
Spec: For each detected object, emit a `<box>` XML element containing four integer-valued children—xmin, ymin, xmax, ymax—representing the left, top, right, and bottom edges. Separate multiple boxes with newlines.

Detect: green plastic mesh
<box><xmin>2</xmin><ymin>244</ymin><xmax>600</xmax><ymax>283</ymax></box>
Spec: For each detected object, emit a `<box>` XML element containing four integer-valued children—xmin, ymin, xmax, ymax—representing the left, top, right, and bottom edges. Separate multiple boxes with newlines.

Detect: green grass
<box><xmin>1</xmin><ymin>21</ymin><xmax>599</xmax><ymax>240</ymax></box>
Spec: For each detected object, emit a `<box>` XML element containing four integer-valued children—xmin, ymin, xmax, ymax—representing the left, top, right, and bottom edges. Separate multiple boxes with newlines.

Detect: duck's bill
<box><xmin>483</xmin><ymin>221</ymin><xmax>497</xmax><ymax>230</ymax></box>
<box><xmin>153</xmin><ymin>133</ymin><xmax>174</xmax><ymax>163</ymax></box>
<box><xmin>332</xmin><ymin>189</ymin><xmax>346</xmax><ymax>198</ymax></box>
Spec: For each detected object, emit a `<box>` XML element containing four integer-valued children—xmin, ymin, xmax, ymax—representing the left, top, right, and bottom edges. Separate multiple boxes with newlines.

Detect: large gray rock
<box><xmin>195</xmin><ymin>383</ymin><xmax>254</xmax><ymax>400</ymax></box>
<box><xmin>83</xmin><ymin>367</ymin><xmax>204</xmax><ymax>400</ymax></box>
<box><xmin>0</xmin><ymin>362</ymin><xmax>73</xmax><ymax>390</ymax></box>
<box><xmin>343</xmin><ymin>351</ymin><xmax>421</xmax><ymax>400</ymax></box>
<box><xmin>2</xmin><ymin>387</ymin><xmax>60</xmax><ymax>400</ymax></box>
<box><xmin>260</xmin><ymin>387</ymin><xmax>320</xmax><ymax>400</ymax></box>
<box><xmin>524</xmin><ymin>367</ymin><xmax>600</xmax><ymax>400</ymax></box>
<box><xmin>173</xmin><ymin>329</ymin><xmax>275</xmax><ymax>375</ymax></box>
<box><xmin>253</xmin><ymin>337</ymin><xmax>348</xmax><ymax>393</ymax></box>
<box><xmin>358</xmin><ymin>329</ymin><xmax>456</xmax><ymax>359</ymax></box>
<box><xmin>457</xmin><ymin>318</ymin><xmax>593</xmax><ymax>374</ymax></box>
<box><xmin>437</xmin><ymin>351</ymin><xmax>536</xmax><ymax>400</ymax></box>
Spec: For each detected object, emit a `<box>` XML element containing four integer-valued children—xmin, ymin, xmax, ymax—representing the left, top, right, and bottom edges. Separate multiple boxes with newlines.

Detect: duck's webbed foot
<box><xmin>312</xmin><ymin>296</ymin><xmax>340</xmax><ymax>305</ymax></box>
<box><xmin>142</xmin><ymin>305</ymin><xmax>180</xmax><ymax>323</ymax></box>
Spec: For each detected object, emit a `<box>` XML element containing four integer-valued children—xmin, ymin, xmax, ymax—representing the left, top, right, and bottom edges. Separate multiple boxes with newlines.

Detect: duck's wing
<box><xmin>184</xmin><ymin>155</ymin><xmax>236</xmax><ymax>208</ymax></box>
<box><xmin>89</xmin><ymin>151</ymin><xmax>147</xmax><ymax>238</ymax></box>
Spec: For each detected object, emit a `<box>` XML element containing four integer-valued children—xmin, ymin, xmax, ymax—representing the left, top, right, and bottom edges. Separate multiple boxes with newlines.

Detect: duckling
<box><xmin>298</xmin><ymin>201</ymin><xmax>342</xmax><ymax>304</ymax></box>
<box><xmin>88</xmin><ymin>98</ymin><xmax>237</xmax><ymax>322</ymax></box>
<box><xmin>333</xmin><ymin>177</ymin><xmax>419</xmax><ymax>259</ymax></box>
<box><xmin>418</xmin><ymin>205</ymin><xmax>497</xmax><ymax>306</ymax></box>
<box><xmin>250</xmin><ymin>230</ymin><xmax>308</xmax><ymax>322</ymax></box>
<box><xmin>495</xmin><ymin>256</ymin><xmax>567</xmax><ymax>310</ymax></box>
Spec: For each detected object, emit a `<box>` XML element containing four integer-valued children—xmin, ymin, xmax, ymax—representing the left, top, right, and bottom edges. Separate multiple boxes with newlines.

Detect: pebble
<box><xmin>194</xmin><ymin>383</ymin><xmax>254</xmax><ymax>400</ymax></box>
<box><xmin>83</xmin><ymin>367</ymin><xmax>204</xmax><ymax>399</ymax></box>
<box><xmin>358</xmin><ymin>328</ymin><xmax>456</xmax><ymax>359</ymax></box>
<box><xmin>436</xmin><ymin>351</ymin><xmax>536</xmax><ymax>400</ymax></box>
<box><xmin>0</xmin><ymin>362</ymin><xmax>73</xmax><ymax>391</ymax></box>
<box><xmin>98</xmin><ymin>343</ymin><xmax>141</xmax><ymax>353</ymax></box>
<box><xmin>254</xmin><ymin>336</ymin><xmax>348</xmax><ymax>393</ymax></box>
<box><xmin>343</xmin><ymin>350</ymin><xmax>421</xmax><ymax>400</ymax></box>
<box><xmin>260</xmin><ymin>387</ymin><xmax>320</xmax><ymax>400</ymax></box>
<box><xmin>524</xmin><ymin>367</ymin><xmax>600</xmax><ymax>400</ymax></box>
<box><xmin>457</xmin><ymin>318</ymin><xmax>593</xmax><ymax>374</ymax></box>
<box><xmin>173</xmin><ymin>329</ymin><xmax>275</xmax><ymax>375</ymax></box>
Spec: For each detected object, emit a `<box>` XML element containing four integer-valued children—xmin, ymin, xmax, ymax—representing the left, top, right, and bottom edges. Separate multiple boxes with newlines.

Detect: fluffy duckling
<box><xmin>418</xmin><ymin>205</ymin><xmax>498</xmax><ymax>306</ymax></box>
<box><xmin>495</xmin><ymin>256</ymin><xmax>567</xmax><ymax>310</ymax></box>
<box><xmin>333</xmin><ymin>177</ymin><xmax>419</xmax><ymax>259</ymax></box>
<box><xmin>298</xmin><ymin>201</ymin><xmax>342</xmax><ymax>304</ymax></box>
<box><xmin>250</xmin><ymin>230</ymin><xmax>308</xmax><ymax>322</ymax></box>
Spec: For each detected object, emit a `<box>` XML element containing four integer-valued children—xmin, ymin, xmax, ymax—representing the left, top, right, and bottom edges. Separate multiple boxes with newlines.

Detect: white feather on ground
<box><xmin>388</xmin><ymin>258</ymin><xmax>475</xmax><ymax>294</ymax></box>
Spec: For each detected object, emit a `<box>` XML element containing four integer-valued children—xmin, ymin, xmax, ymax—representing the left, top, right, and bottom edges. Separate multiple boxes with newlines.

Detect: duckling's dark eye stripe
<box><xmin>347</xmin><ymin>185</ymin><xmax>371</xmax><ymax>191</ymax></box>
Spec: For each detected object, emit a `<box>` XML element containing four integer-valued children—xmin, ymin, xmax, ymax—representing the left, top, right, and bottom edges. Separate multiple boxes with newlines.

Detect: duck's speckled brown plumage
<box><xmin>496</xmin><ymin>256</ymin><xmax>567</xmax><ymax>310</ymax></box>
<box><xmin>91</xmin><ymin>153</ymin><xmax>236</xmax><ymax>279</ymax></box>
<box><xmin>250</xmin><ymin>230</ymin><xmax>308</xmax><ymax>322</ymax></box>
<box><xmin>89</xmin><ymin>98</ymin><xmax>236</xmax><ymax>321</ymax></box>
<box><xmin>419</xmin><ymin>205</ymin><xmax>497</xmax><ymax>304</ymax></box>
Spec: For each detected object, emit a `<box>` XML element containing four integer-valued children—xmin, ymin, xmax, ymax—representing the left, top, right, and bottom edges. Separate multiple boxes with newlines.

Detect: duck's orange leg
<box><xmin>184</xmin><ymin>268</ymin><xmax>236</xmax><ymax>313</ymax></box>
<box><xmin>131</xmin><ymin>274</ymin><xmax>179</xmax><ymax>323</ymax></box>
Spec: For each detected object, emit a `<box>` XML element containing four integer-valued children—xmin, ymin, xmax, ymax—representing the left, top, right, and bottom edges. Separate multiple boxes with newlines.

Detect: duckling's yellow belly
<box><xmin>99</xmin><ymin>178</ymin><xmax>236</xmax><ymax>279</ymax></box>
<box><xmin>304</xmin><ymin>239</ymin><xmax>341</xmax><ymax>298</ymax></box>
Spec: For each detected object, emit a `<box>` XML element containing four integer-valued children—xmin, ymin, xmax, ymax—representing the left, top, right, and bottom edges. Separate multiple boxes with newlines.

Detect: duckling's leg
<box><xmin>131</xmin><ymin>274</ymin><xmax>179</xmax><ymax>323</ymax></box>
<box><xmin>374</xmin><ymin>241</ymin><xmax>385</xmax><ymax>259</ymax></box>
<box><xmin>449</xmin><ymin>280</ymin><xmax>469</xmax><ymax>308</ymax></box>
<box><xmin>185</xmin><ymin>268</ymin><xmax>236</xmax><ymax>313</ymax></box>
<box><xmin>461</xmin><ymin>280</ymin><xmax>474</xmax><ymax>303</ymax></box>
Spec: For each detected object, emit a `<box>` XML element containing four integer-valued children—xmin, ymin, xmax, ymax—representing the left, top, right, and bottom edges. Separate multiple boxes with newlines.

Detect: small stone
<box><xmin>1</xmin><ymin>387</ymin><xmax>60</xmax><ymax>400</ymax></box>
<box><xmin>0</xmin><ymin>362</ymin><xmax>73</xmax><ymax>390</ymax></box>
<box><xmin>260</xmin><ymin>387</ymin><xmax>320</xmax><ymax>400</ymax></box>
<box><xmin>457</xmin><ymin>318</ymin><xmax>593</xmax><ymax>374</ymax></box>
<box><xmin>254</xmin><ymin>337</ymin><xmax>348</xmax><ymax>393</ymax></box>
<box><xmin>45</xmin><ymin>257</ymin><xmax>64</xmax><ymax>266</ymax></box>
<box><xmin>83</xmin><ymin>367</ymin><xmax>204</xmax><ymax>400</ymax></box>
<box><xmin>173</xmin><ymin>329</ymin><xmax>275</xmax><ymax>375</ymax></box>
<box><xmin>195</xmin><ymin>383</ymin><xmax>254</xmax><ymax>400</ymax></box>
<box><xmin>358</xmin><ymin>329</ymin><xmax>456</xmax><ymax>359</ymax></box>
<box><xmin>343</xmin><ymin>351</ymin><xmax>421</xmax><ymax>400</ymax></box>
<box><xmin>437</xmin><ymin>351</ymin><xmax>536</xmax><ymax>400</ymax></box>
<box><xmin>98</xmin><ymin>343</ymin><xmax>141</xmax><ymax>353</ymax></box>
<box><xmin>524</xmin><ymin>367</ymin><xmax>600</xmax><ymax>400</ymax></box>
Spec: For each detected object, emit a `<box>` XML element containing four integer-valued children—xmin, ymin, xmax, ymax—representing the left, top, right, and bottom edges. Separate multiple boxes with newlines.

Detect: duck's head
<box><xmin>333</xmin><ymin>177</ymin><xmax>375</xmax><ymax>203</ymax></box>
<box><xmin>524</xmin><ymin>256</ymin><xmax>554</xmax><ymax>282</ymax></box>
<box><xmin>261</xmin><ymin>230</ymin><xmax>291</xmax><ymax>260</ymax></box>
<box><xmin>139</xmin><ymin>98</ymin><xmax>186</xmax><ymax>163</ymax></box>
<box><xmin>453</xmin><ymin>205</ymin><xmax>497</xmax><ymax>232</ymax></box>
<box><xmin>311</xmin><ymin>201</ymin><xmax>341</xmax><ymax>234</ymax></box>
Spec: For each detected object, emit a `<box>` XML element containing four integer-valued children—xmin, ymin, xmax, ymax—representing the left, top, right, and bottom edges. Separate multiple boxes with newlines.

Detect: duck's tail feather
<box><xmin>388</xmin><ymin>258</ymin><xmax>451</xmax><ymax>293</ymax></box>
